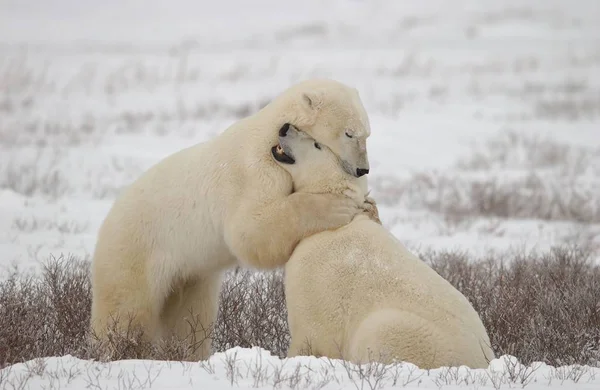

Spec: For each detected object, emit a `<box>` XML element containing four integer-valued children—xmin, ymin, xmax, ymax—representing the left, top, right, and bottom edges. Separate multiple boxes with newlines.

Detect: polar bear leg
<box><xmin>89</xmin><ymin>283</ymin><xmax>162</xmax><ymax>362</ymax></box>
<box><xmin>349</xmin><ymin>309</ymin><xmax>442</xmax><ymax>368</ymax></box>
<box><xmin>160</xmin><ymin>272</ymin><xmax>224</xmax><ymax>361</ymax></box>
<box><xmin>91</xmin><ymin>271</ymin><xmax>161</xmax><ymax>344</ymax></box>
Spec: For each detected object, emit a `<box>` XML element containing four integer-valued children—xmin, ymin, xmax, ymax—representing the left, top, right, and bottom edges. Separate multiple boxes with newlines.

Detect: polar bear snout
<box><xmin>356</xmin><ymin>168</ymin><xmax>369</xmax><ymax>177</ymax></box>
<box><xmin>279</xmin><ymin>123</ymin><xmax>291</xmax><ymax>137</ymax></box>
<box><xmin>279</xmin><ymin>123</ymin><xmax>304</xmax><ymax>139</ymax></box>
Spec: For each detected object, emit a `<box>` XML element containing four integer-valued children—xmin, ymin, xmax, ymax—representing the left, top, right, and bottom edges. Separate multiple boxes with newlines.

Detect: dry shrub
<box><xmin>535</xmin><ymin>96</ymin><xmax>600</xmax><ymax>121</ymax></box>
<box><xmin>0</xmin><ymin>257</ymin><xmax>91</xmax><ymax>366</ymax></box>
<box><xmin>0</xmin><ymin>148</ymin><xmax>70</xmax><ymax>199</ymax></box>
<box><xmin>1</xmin><ymin>247</ymin><xmax>599</xmax><ymax>368</ymax></box>
<box><xmin>374</xmin><ymin>172</ymin><xmax>600</xmax><ymax>223</ymax></box>
<box><xmin>457</xmin><ymin>130</ymin><xmax>598</xmax><ymax>172</ymax></box>
<box><xmin>90</xmin><ymin>316</ymin><xmax>204</xmax><ymax>362</ymax></box>
<box><xmin>213</xmin><ymin>268</ymin><xmax>290</xmax><ymax>356</ymax></box>
<box><xmin>373</xmin><ymin>131</ymin><xmax>600</xmax><ymax>223</ymax></box>
<box><xmin>0</xmin><ymin>256</ymin><xmax>204</xmax><ymax>367</ymax></box>
<box><xmin>424</xmin><ymin>245</ymin><xmax>600</xmax><ymax>366</ymax></box>
<box><xmin>0</xmin><ymin>256</ymin><xmax>288</xmax><ymax>367</ymax></box>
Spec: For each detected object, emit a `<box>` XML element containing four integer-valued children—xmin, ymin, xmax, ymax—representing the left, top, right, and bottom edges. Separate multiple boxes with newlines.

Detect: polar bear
<box><xmin>90</xmin><ymin>79</ymin><xmax>373</xmax><ymax>360</ymax></box>
<box><xmin>273</xmin><ymin>125</ymin><xmax>495</xmax><ymax>369</ymax></box>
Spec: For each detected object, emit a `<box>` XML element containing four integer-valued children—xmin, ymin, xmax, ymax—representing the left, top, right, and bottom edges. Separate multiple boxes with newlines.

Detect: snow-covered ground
<box><xmin>1</xmin><ymin>0</ymin><xmax>600</xmax><ymax>388</ymax></box>
<box><xmin>3</xmin><ymin>348</ymin><xmax>600</xmax><ymax>390</ymax></box>
<box><xmin>0</xmin><ymin>348</ymin><xmax>600</xmax><ymax>390</ymax></box>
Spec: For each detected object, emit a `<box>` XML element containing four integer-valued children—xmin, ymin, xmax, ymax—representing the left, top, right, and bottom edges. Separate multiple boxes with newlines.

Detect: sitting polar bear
<box><xmin>273</xmin><ymin>125</ymin><xmax>495</xmax><ymax>369</ymax></box>
<box><xmin>90</xmin><ymin>79</ymin><xmax>373</xmax><ymax>360</ymax></box>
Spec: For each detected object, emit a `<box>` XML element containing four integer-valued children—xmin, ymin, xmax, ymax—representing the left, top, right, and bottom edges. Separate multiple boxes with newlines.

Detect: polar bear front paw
<box><xmin>307</xmin><ymin>192</ymin><xmax>362</xmax><ymax>231</ymax></box>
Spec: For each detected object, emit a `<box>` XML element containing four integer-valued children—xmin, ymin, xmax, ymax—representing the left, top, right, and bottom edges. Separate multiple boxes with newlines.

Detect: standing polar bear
<box><xmin>90</xmin><ymin>79</ymin><xmax>373</xmax><ymax>360</ymax></box>
<box><xmin>273</xmin><ymin>125</ymin><xmax>495</xmax><ymax>369</ymax></box>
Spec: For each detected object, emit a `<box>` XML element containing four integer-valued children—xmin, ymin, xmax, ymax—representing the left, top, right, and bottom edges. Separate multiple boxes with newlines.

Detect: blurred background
<box><xmin>1</xmin><ymin>0</ymin><xmax>599</xmax><ymax>276</ymax></box>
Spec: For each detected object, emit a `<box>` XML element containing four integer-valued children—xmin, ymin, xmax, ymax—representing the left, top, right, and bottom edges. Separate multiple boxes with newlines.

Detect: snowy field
<box><xmin>1</xmin><ymin>0</ymin><xmax>600</xmax><ymax>388</ymax></box>
<box><xmin>3</xmin><ymin>348</ymin><xmax>600</xmax><ymax>390</ymax></box>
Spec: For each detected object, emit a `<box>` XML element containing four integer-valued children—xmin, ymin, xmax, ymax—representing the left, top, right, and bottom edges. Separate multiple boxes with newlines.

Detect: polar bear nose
<box><xmin>279</xmin><ymin>123</ymin><xmax>290</xmax><ymax>137</ymax></box>
<box><xmin>356</xmin><ymin>168</ymin><xmax>369</xmax><ymax>177</ymax></box>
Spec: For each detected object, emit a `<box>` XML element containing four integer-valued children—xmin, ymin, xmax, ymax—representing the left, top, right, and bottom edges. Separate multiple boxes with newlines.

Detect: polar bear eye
<box><xmin>345</xmin><ymin>131</ymin><xmax>353</xmax><ymax>138</ymax></box>
<box><xmin>314</xmin><ymin>142</ymin><xmax>321</xmax><ymax>150</ymax></box>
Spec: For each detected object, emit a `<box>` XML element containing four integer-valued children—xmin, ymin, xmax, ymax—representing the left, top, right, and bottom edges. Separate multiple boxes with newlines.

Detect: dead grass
<box><xmin>0</xmin><ymin>257</ymin><xmax>92</xmax><ymax>365</ymax></box>
<box><xmin>0</xmin><ymin>52</ymin><xmax>274</xmax><ymax>147</ymax></box>
<box><xmin>0</xmin><ymin>149</ymin><xmax>144</xmax><ymax>201</ymax></box>
<box><xmin>535</xmin><ymin>96</ymin><xmax>600</xmax><ymax>121</ymax></box>
<box><xmin>1</xmin><ymin>246</ymin><xmax>599</xmax><ymax>368</ymax></box>
<box><xmin>374</xmin><ymin>131</ymin><xmax>600</xmax><ymax>223</ymax></box>
<box><xmin>212</xmin><ymin>268</ymin><xmax>290</xmax><ymax>355</ymax></box>
<box><xmin>0</xmin><ymin>148</ymin><xmax>70</xmax><ymax>200</ymax></box>
<box><xmin>12</xmin><ymin>217</ymin><xmax>88</xmax><ymax>234</ymax></box>
<box><xmin>0</xmin><ymin>97</ymin><xmax>271</xmax><ymax>148</ymax></box>
<box><xmin>423</xmin><ymin>245</ymin><xmax>600</xmax><ymax>367</ymax></box>
<box><xmin>457</xmin><ymin>130</ymin><xmax>598</xmax><ymax>173</ymax></box>
<box><xmin>114</xmin><ymin>98</ymin><xmax>271</xmax><ymax>136</ymax></box>
<box><xmin>374</xmin><ymin>172</ymin><xmax>600</xmax><ymax>223</ymax></box>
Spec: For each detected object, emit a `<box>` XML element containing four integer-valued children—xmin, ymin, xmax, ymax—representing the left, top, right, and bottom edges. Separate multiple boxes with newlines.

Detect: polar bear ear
<box><xmin>302</xmin><ymin>91</ymin><xmax>323</xmax><ymax>111</ymax></box>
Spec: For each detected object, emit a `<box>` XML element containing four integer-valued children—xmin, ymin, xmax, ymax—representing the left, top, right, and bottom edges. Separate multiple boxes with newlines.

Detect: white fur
<box><xmin>278</xmin><ymin>126</ymin><xmax>495</xmax><ymax>369</ymax></box>
<box><xmin>90</xmin><ymin>79</ymin><xmax>372</xmax><ymax>360</ymax></box>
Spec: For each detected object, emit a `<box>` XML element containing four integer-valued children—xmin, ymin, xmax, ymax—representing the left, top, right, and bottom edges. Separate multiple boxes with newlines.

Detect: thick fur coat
<box><xmin>90</xmin><ymin>79</ymin><xmax>373</xmax><ymax>360</ymax></box>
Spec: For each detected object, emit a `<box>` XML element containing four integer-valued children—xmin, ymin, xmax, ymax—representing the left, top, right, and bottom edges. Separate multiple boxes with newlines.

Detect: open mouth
<box><xmin>271</xmin><ymin>144</ymin><xmax>295</xmax><ymax>164</ymax></box>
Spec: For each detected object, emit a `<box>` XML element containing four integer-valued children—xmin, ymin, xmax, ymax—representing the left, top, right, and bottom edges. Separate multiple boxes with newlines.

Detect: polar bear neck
<box><xmin>293</xmin><ymin>172</ymin><xmax>368</xmax><ymax>205</ymax></box>
<box><xmin>261</xmin><ymin>97</ymin><xmax>315</xmax><ymax>132</ymax></box>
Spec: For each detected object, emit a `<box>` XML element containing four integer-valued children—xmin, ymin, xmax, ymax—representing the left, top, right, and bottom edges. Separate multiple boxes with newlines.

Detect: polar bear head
<box><xmin>271</xmin><ymin>123</ymin><xmax>367</xmax><ymax>203</ymax></box>
<box><xmin>271</xmin><ymin>79</ymin><xmax>371</xmax><ymax>178</ymax></box>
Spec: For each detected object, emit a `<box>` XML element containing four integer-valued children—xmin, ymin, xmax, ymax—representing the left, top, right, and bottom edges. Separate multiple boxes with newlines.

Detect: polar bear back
<box><xmin>94</xmin><ymin>118</ymin><xmax>288</xmax><ymax>286</ymax></box>
<box><xmin>285</xmin><ymin>216</ymin><xmax>494</xmax><ymax>368</ymax></box>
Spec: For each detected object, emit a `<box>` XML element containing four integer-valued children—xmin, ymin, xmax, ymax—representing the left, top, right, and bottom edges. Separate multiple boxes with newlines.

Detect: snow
<box><xmin>1</xmin><ymin>0</ymin><xmax>600</xmax><ymax>386</ymax></box>
<box><xmin>2</xmin><ymin>348</ymin><xmax>600</xmax><ymax>390</ymax></box>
